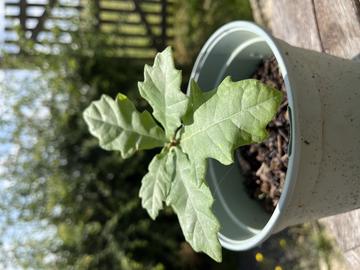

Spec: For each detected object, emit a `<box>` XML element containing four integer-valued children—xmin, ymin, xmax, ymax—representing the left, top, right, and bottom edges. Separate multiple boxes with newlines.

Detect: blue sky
<box><xmin>0</xmin><ymin>8</ymin><xmax>56</xmax><ymax>263</ymax></box>
<box><xmin>0</xmin><ymin>69</ymin><xmax>58</xmax><ymax>269</ymax></box>
<box><xmin>0</xmin><ymin>70</ymin><xmax>34</xmax><ymax>269</ymax></box>
<box><xmin>0</xmin><ymin>2</ymin><xmax>80</xmax><ymax>267</ymax></box>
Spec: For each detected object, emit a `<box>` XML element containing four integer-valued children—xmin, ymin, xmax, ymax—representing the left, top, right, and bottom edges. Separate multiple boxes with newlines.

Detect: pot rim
<box><xmin>189</xmin><ymin>21</ymin><xmax>300</xmax><ymax>250</ymax></box>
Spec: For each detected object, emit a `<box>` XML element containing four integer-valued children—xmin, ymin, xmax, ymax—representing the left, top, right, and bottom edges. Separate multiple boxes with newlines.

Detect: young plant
<box><xmin>83</xmin><ymin>47</ymin><xmax>282</xmax><ymax>262</ymax></box>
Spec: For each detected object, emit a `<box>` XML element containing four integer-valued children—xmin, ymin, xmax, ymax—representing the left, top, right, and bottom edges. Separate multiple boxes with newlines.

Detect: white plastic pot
<box><xmin>189</xmin><ymin>21</ymin><xmax>360</xmax><ymax>251</ymax></box>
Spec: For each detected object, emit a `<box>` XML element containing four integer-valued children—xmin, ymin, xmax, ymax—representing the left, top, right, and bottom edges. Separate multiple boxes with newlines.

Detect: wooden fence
<box><xmin>3</xmin><ymin>0</ymin><xmax>174</xmax><ymax>59</ymax></box>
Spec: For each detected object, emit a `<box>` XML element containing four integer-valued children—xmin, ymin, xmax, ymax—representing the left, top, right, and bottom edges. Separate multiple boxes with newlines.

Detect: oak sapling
<box><xmin>83</xmin><ymin>47</ymin><xmax>283</xmax><ymax>262</ymax></box>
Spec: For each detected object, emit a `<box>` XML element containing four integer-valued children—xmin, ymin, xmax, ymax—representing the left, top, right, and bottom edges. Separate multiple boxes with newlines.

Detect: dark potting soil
<box><xmin>237</xmin><ymin>56</ymin><xmax>290</xmax><ymax>213</ymax></box>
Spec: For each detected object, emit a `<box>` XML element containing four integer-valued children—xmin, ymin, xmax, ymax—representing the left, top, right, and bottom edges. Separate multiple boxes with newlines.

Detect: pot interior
<box><xmin>192</xmin><ymin>29</ymin><xmax>279</xmax><ymax>242</ymax></box>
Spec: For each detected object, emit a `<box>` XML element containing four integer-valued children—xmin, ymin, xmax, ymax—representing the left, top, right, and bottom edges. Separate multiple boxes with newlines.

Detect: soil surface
<box><xmin>237</xmin><ymin>56</ymin><xmax>290</xmax><ymax>213</ymax></box>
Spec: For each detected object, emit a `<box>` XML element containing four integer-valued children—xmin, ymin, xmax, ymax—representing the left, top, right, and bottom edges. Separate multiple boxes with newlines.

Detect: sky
<box><xmin>0</xmin><ymin>0</ymin><xmax>4</xmax><ymax>49</ymax></box>
<box><xmin>0</xmin><ymin>70</ymin><xmax>34</xmax><ymax>269</ymax></box>
<box><xmin>0</xmin><ymin>1</ymin><xmax>81</xmax><ymax>268</ymax></box>
<box><xmin>0</xmin><ymin>4</ymin><xmax>55</xmax><ymax>267</ymax></box>
<box><xmin>0</xmin><ymin>68</ymin><xmax>58</xmax><ymax>269</ymax></box>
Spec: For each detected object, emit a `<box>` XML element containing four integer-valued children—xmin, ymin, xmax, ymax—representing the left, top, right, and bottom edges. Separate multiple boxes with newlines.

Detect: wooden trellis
<box><xmin>3</xmin><ymin>0</ymin><xmax>174</xmax><ymax>59</ymax></box>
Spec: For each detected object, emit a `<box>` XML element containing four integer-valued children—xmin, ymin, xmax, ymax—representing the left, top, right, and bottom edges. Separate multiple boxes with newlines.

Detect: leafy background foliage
<box><xmin>1</xmin><ymin>33</ymin><xmax>184</xmax><ymax>269</ymax></box>
<box><xmin>173</xmin><ymin>0</ymin><xmax>253</xmax><ymax>68</ymax></box>
<box><xmin>0</xmin><ymin>1</ymin><xmax>252</xmax><ymax>269</ymax></box>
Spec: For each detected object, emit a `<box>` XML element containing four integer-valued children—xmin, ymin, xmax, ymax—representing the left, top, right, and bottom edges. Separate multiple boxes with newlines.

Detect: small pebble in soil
<box><xmin>237</xmin><ymin>56</ymin><xmax>290</xmax><ymax>213</ymax></box>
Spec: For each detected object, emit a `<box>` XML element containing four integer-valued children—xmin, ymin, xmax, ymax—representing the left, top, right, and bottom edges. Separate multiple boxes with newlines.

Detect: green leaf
<box><xmin>181</xmin><ymin>77</ymin><xmax>283</xmax><ymax>167</ymax></box>
<box><xmin>139</xmin><ymin>149</ymin><xmax>175</xmax><ymax>220</ymax></box>
<box><xmin>83</xmin><ymin>94</ymin><xmax>166</xmax><ymax>159</ymax></box>
<box><xmin>138</xmin><ymin>47</ymin><xmax>188</xmax><ymax>137</ymax></box>
<box><xmin>182</xmin><ymin>79</ymin><xmax>216</xmax><ymax>125</ymax></box>
<box><xmin>166</xmin><ymin>147</ymin><xmax>222</xmax><ymax>262</ymax></box>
